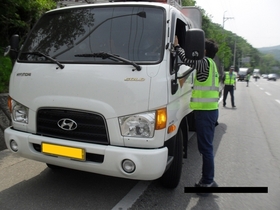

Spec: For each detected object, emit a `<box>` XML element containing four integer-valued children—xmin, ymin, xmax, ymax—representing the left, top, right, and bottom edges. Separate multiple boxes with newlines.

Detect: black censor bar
<box><xmin>184</xmin><ymin>187</ymin><xmax>268</xmax><ymax>193</ymax></box>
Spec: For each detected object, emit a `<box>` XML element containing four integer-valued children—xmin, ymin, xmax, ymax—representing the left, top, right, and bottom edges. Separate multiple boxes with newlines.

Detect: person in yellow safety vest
<box><xmin>174</xmin><ymin>36</ymin><xmax>219</xmax><ymax>195</ymax></box>
<box><xmin>245</xmin><ymin>73</ymin><xmax>251</xmax><ymax>87</ymax></box>
<box><xmin>223</xmin><ymin>66</ymin><xmax>236</xmax><ymax>108</ymax></box>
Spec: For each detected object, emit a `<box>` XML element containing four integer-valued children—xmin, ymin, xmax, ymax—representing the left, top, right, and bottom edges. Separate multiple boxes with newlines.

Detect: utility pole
<box><xmin>223</xmin><ymin>11</ymin><xmax>234</xmax><ymax>28</ymax></box>
<box><xmin>233</xmin><ymin>38</ymin><xmax>236</xmax><ymax>68</ymax></box>
<box><xmin>222</xmin><ymin>11</ymin><xmax>234</xmax><ymax>71</ymax></box>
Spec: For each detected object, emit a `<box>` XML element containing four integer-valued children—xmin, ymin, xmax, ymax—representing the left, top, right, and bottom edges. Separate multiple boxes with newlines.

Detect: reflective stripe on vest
<box><xmin>190</xmin><ymin>98</ymin><xmax>219</xmax><ymax>102</ymax></box>
<box><xmin>193</xmin><ymin>86</ymin><xmax>219</xmax><ymax>91</ymax></box>
<box><xmin>190</xmin><ymin>58</ymin><xmax>219</xmax><ymax>110</ymax></box>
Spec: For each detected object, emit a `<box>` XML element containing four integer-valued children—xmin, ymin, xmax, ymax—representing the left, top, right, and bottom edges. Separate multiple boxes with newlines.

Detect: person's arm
<box><xmin>222</xmin><ymin>74</ymin><xmax>225</xmax><ymax>84</ymax></box>
<box><xmin>175</xmin><ymin>46</ymin><xmax>209</xmax><ymax>73</ymax></box>
<box><xmin>234</xmin><ymin>75</ymin><xmax>237</xmax><ymax>90</ymax></box>
<box><xmin>174</xmin><ymin>36</ymin><xmax>208</xmax><ymax>72</ymax></box>
<box><xmin>174</xmin><ymin>36</ymin><xmax>210</xmax><ymax>81</ymax></box>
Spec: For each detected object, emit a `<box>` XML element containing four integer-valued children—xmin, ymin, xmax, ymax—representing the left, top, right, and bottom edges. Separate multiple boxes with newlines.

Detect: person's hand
<box><xmin>174</xmin><ymin>36</ymin><xmax>179</xmax><ymax>47</ymax></box>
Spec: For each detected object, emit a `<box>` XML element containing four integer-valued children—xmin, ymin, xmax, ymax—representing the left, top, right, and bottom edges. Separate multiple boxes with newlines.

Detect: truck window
<box><xmin>19</xmin><ymin>6</ymin><xmax>165</xmax><ymax>64</ymax></box>
<box><xmin>170</xmin><ymin>18</ymin><xmax>188</xmax><ymax>75</ymax></box>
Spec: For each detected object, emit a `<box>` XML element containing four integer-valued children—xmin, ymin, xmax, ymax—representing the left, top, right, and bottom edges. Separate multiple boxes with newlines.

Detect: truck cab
<box><xmin>238</xmin><ymin>67</ymin><xmax>249</xmax><ymax>81</ymax></box>
<box><xmin>5</xmin><ymin>0</ymin><xmax>205</xmax><ymax>188</ymax></box>
<box><xmin>253</xmin><ymin>69</ymin><xmax>261</xmax><ymax>79</ymax></box>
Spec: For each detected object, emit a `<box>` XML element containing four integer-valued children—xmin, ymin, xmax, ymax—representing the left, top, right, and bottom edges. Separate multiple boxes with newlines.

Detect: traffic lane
<box><xmin>129</xmin><ymin>83</ymin><xmax>280</xmax><ymax>209</ymax></box>
<box><xmin>249</xmin><ymin>80</ymin><xmax>280</xmax><ymax>162</ymax></box>
<box><xmin>214</xmin><ymin>83</ymin><xmax>280</xmax><ymax>209</ymax></box>
<box><xmin>0</xmin><ymin>151</ymin><xmax>138</xmax><ymax>210</ymax></box>
<box><xmin>252</xmin><ymin>78</ymin><xmax>280</xmax><ymax>95</ymax></box>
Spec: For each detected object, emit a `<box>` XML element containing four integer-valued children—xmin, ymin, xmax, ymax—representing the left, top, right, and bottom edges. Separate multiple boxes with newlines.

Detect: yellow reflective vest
<box><xmin>190</xmin><ymin>58</ymin><xmax>219</xmax><ymax>110</ymax></box>
<box><xmin>224</xmin><ymin>72</ymin><xmax>236</xmax><ymax>85</ymax></box>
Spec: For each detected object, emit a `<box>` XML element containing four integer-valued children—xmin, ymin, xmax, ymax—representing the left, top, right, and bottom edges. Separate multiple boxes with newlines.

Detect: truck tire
<box><xmin>160</xmin><ymin>128</ymin><xmax>183</xmax><ymax>189</ymax></box>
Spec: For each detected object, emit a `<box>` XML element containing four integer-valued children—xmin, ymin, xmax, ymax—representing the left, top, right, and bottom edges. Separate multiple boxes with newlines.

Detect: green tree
<box><xmin>0</xmin><ymin>0</ymin><xmax>56</xmax><ymax>93</ymax></box>
<box><xmin>0</xmin><ymin>0</ymin><xmax>56</xmax><ymax>47</ymax></box>
<box><xmin>0</xmin><ymin>49</ymin><xmax>12</xmax><ymax>92</ymax></box>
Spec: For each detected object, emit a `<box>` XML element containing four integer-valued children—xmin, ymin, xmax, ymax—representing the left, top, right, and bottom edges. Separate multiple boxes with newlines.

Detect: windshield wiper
<box><xmin>21</xmin><ymin>51</ymin><xmax>65</xmax><ymax>69</ymax></box>
<box><xmin>75</xmin><ymin>52</ymin><xmax>141</xmax><ymax>71</ymax></box>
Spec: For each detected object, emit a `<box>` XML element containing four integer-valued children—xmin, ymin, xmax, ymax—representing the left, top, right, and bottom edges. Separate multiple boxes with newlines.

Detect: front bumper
<box><xmin>4</xmin><ymin>127</ymin><xmax>168</xmax><ymax>180</ymax></box>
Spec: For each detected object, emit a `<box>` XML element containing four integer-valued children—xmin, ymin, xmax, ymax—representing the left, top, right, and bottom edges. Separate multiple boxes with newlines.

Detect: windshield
<box><xmin>19</xmin><ymin>6</ymin><xmax>165</xmax><ymax>63</ymax></box>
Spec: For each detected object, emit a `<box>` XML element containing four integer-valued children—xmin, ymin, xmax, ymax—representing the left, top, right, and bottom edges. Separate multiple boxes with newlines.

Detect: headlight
<box><xmin>119</xmin><ymin>112</ymin><xmax>155</xmax><ymax>138</ymax></box>
<box><xmin>118</xmin><ymin>108</ymin><xmax>167</xmax><ymax>138</ymax></box>
<box><xmin>10</xmin><ymin>99</ymin><xmax>29</xmax><ymax>124</ymax></box>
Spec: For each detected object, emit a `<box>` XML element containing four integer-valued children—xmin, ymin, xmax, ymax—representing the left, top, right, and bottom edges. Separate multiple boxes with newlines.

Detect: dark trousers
<box><xmin>223</xmin><ymin>85</ymin><xmax>235</xmax><ymax>106</ymax></box>
<box><xmin>195</xmin><ymin>110</ymin><xmax>218</xmax><ymax>184</ymax></box>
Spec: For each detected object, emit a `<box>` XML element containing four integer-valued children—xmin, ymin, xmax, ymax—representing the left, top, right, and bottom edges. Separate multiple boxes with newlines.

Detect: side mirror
<box><xmin>183</xmin><ymin>29</ymin><xmax>205</xmax><ymax>60</ymax></box>
<box><xmin>9</xmin><ymin>34</ymin><xmax>20</xmax><ymax>60</ymax></box>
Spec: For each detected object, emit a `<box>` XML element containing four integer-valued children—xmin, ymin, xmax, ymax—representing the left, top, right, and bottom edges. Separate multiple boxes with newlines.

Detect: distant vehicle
<box><xmin>267</xmin><ymin>74</ymin><xmax>277</xmax><ymax>81</ymax></box>
<box><xmin>253</xmin><ymin>69</ymin><xmax>260</xmax><ymax>79</ymax></box>
<box><xmin>238</xmin><ymin>68</ymin><xmax>249</xmax><ymax>81</ymax></box>
<box><xmin>253</xmin><ymin>73</ymin><xmax>260</xmax><ymax>79</ymax></box>
<box><xmin>262</xmin><ymin>74</ymin><xmax>268</xmax><ymax>79</ymax></box>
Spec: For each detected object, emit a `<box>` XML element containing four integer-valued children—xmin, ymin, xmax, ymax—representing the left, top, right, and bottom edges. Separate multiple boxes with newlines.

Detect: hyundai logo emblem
<box><xmin>57</xmin><ymin>118</ymin><xmax>78</xmax><ymax>131</ymax></box>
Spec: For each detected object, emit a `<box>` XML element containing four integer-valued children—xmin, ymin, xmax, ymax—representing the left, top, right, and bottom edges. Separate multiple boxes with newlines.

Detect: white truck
<box><xmin>238</xmin><ymin>67</ymin><xmax>249</xmax><ymax>81</ymax></box>
<box><xmin>4</xmin><ymin>0</ymin><xmax>205</xmax><ymax>188</ymax></box>
<box><xmin>253</xmin><ymin>69</ymin><xmax>261</xmax><ymax>79</ymax></box>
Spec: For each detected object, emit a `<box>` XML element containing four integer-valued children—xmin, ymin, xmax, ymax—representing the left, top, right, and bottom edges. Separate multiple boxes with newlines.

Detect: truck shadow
<box><xmin>0</xmin><ymin>165</ymin><xmax>138</xmax><ymax>210</ymax></box>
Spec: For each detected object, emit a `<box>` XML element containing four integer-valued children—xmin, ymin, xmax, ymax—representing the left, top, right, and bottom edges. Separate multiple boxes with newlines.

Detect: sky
<box><xmin>194</xmin><ymin>0</ymin><xmax>280</xmax><ymax>48</ymax></box>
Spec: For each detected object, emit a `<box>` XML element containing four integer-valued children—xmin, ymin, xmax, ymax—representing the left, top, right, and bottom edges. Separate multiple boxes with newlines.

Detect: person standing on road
<box><xmin>223</xmin><ymin>66</ymin><xmax>236</xmax><ymax>108</ymax></box>
<box><xmin>245</xmin><ymin>73</ymin><xmax>251</xmax><ymax>87</ymax></box>
<box><xmin>174</xmin><ymin>37</ymin><xmax>219</xmax><ymax>193</ymax></box>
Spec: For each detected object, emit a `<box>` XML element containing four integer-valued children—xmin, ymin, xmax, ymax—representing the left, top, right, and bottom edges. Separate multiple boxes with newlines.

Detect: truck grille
<box><xmin>37</xmin><ymin>109</ymin><xmax>109</xmax><ymax>144</ymax></box>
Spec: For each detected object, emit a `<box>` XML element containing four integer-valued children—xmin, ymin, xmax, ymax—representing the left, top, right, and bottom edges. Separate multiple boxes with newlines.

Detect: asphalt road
<box><xmin>1</xmin><ymin>78</ymin><xmax>280</xmax><ymax>209</ymax></box>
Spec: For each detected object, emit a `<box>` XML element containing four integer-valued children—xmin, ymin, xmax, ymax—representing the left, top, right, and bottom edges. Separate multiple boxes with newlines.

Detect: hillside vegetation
<box><xmin>258</xmin><ymin>45</ymin><xmax>280</xmax><ymax>62</ymax></box>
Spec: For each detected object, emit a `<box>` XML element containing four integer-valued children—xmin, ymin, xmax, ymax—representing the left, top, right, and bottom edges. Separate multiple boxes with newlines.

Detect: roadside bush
<box><xmin>0</xmin><ymin>49</ymin><xmax>12</xmax><ymax>93</ymax></box>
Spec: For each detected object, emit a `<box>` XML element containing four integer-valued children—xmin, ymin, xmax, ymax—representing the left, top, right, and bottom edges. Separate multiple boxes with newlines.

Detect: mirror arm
<box><xmin>174</xmin><ymin>50</ymin><xmax>179</xmax><ymax>80</ymax></box>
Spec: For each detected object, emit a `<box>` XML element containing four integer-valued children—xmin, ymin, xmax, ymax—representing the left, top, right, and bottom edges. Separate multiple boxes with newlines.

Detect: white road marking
<box><xmin>276</xmin><ymin>100</ymin><xmax>280</xmax><ymax>104</ymax></box>
<box><xmin>111</xmin><ymin>181</ymin><xmax>151</xmax><ymax>210</ymax></box>
<box><xmin>265</xmin><ymin>92</ymin><xmax>271</xmax><ymax>96</ymax></box>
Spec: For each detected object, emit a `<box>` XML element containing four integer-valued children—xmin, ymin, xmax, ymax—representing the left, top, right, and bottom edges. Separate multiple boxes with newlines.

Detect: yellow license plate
<box><xmin>42</xmin><ymin>143</ymin><xmax>85</xmax><ymax>161</ymax></box>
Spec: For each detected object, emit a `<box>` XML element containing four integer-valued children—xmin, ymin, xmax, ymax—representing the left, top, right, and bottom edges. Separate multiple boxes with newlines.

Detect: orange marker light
<box><xmin>8</xmin><ymin>96</ymin><xmax>12</xmax><ymax>113</ymax></box>
<box><xmin>168</xmin><ymin>124</ymin><xmax>176</xmax><ymax>134</ymax></box>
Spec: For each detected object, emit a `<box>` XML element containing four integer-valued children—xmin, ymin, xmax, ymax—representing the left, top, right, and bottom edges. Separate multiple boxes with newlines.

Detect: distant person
<box><xmin>174</xmin><ymin>36</ymin><xmax>219</xmax><ymax>195</ymax></box>
<box><xmin>246</xmin><ymin>73</ymin><xmax>251</xmax><ymax>87</ymax></box>
<box><xmin>223</xmin><ymin>66</ymin><xmax>236</xmax><ymax>108</ymax></box>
